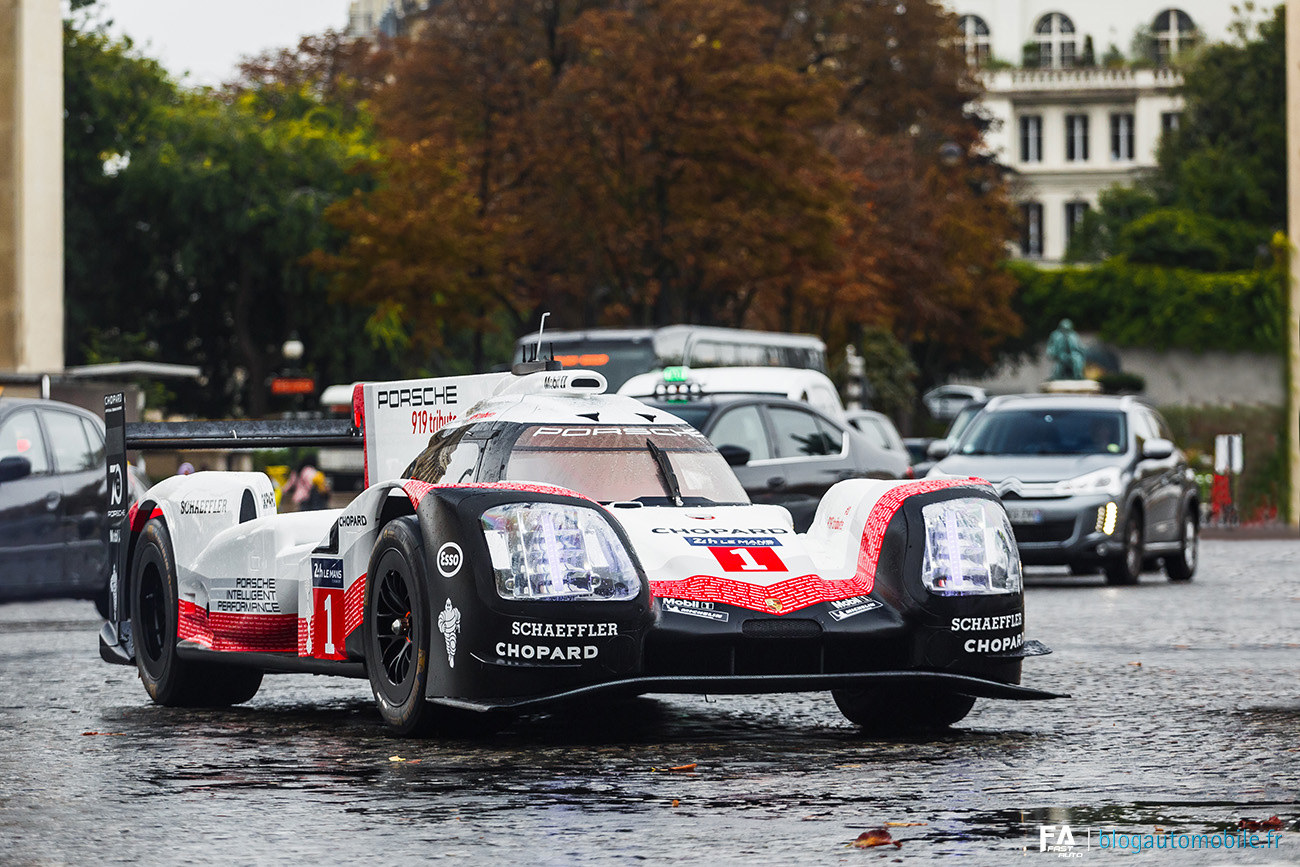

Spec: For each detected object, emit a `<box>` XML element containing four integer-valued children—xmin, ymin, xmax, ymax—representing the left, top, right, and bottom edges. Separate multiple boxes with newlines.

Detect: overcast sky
<box><xmin>89</xmin><ymin>1</ymin><xmax>350</xmax><ymax>87</ymax></box>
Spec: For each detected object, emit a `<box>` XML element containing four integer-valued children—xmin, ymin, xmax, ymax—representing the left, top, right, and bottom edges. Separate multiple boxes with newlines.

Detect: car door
<box><xmin>1129</xmin><ymin>409</ymin><xmax>1176</xmax><ymax>544</ymax></box>
<box><xmin>1142</xmin><ymin>408</ymin><xmax>1184</xmax><ymax>542</ymax></box>
<box><xmin>704</xmin><ymin>402</ymin><xmax>778</xmax><ymax>502</ymax></box>
<box><xmin>0</xmin><ymin>408</ymin><xmax>63</xmax><ymax>599</ymax></box>
<box><xmin>39</xmin><ymin>408</ymin><xmax>110</xmax><ymax>595</ymax></box>
<box><xmin>763</xmin><ymin>404</ymin><xmax>856</xmax><ymax>530</ymax></box>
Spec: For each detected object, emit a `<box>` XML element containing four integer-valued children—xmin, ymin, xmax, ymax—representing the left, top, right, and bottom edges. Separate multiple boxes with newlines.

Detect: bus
<box><xmin>512</xmin><ymin>325</ymin><xmax>828</xmax><ymax>391</ymax></box>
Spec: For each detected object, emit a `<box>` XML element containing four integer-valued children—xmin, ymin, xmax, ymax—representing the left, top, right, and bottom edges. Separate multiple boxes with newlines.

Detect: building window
<box><xmin>1035</xmin><ymin>13</ymin><xmax>1077</xmax><ymax>69</ymax></box>
<box><xmin>1110</xmin><ymin>113</ymin><xmax>1135</xmax><ymax>161</ymax></box>
<box><xmin>1153</xmin><ymin>9</ymin><xmax>1197</xmax><ymax>65</ymax></box>
<box><xmin>1161</xmin><ymin>111</ymin><xmax>1182</xmax><ymax>135</ymax></box>
<box><xmin>1064</xmin><ymin>201</ymin><xmax>1089</xmax><ymax>248</ymax></box>
<box><xmin>957</xmin><ymin>15</ymin><xmax>991</xmax><ymax>66</ymax></box>
<box><xmin>1020</xmin><ymin>203</ymin><xmax>1044</xmax><ymax>257</ymax></box>
<box><xmin>1019</xmin><ymin>115</ymin><xmax>1043</xmax><ymax>163</ymax></box>
<box><xmin>1065</xmin><ymin>114</ymin><xmax>1089</xmax><ymax>161</ymax></box>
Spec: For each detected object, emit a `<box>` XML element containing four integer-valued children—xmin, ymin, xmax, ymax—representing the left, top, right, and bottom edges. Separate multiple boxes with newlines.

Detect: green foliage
<box><xmin>1117</xmin><ymin>208</ymin><xmax>1268</xmax><ymax>271</ymax></box>
<box><xmin>1101</xmin><ymin>43</ymin><xmax>1125</xmax><ymax>68</ymax></box>
<box><xmin>1160</xmin><ymin>404</ymin><xmax>1287</xmax><ymax>523</ymax></box>
<box><xmin>1020</xmin><ymin>41</ymin><xmax>1040</xmax><ymax>68</ymax></box>
<box><xmin>1008</xmin><ymin>260</ymin><xmax>1285</xmax><ymax>354</ymax></box>
<box><xmin>64</xmin><ymin>11</ymin><xmax>393</xmax><ymax>417</ymax></box>
<box><xmin>1080</xmin><ymin>35</ymin><xmax>1095</xmax><ymax>67</ymax></box>
<box><xmin>1064</xmin><ymin>185</ymin><xmax>1158</xmax><ymax>262</ymax></box>
<box><xmin>1155</xmin><ymin>4</ymin><xmax>1285</xmax><ymax>227</ymax></box>
<box><xmin>854</xmin><ymin>327</ymin><xmax>917</xmax><ymax>421</ymax></box>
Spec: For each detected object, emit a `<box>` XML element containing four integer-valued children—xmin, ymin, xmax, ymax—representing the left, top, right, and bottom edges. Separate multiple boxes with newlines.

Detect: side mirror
<box><xmin>926</xmin><ymin>439</ymin><xmax>952</xmax><ymax>460</ymax></box>
<box><xmin>0</xmin><ymin>455</ymin><xmax>32</xmax><ymax>482</ymax></box>
<box><xmin>1142</xmin><ymin>438</ymin><xmax>1174</xmax><ymax>460</ymax></box>
<box><xmin>717</xmin><ymin>444</ymin><xmax>751</xmax><ymax>467</ymax></box>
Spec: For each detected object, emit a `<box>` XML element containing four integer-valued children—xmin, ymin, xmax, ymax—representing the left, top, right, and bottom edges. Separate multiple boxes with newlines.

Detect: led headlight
<box><xmin>920</xmin><ymin>498</ymin><xmax>1022</xmax><ymax>595</ymax></box>
<box><xmin>1054</xmin><ymin>466</ymin><xmax>1124</xmax><ymax>498</ymax></box>
<box><xmin>480</xmin><ymin>503</ymin><xmax>641</xmax><ymax>601</ymax></box>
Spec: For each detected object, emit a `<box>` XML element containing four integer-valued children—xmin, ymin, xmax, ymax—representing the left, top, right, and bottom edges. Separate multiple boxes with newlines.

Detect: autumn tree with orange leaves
<box><xmin>314</xmin><ymin>0</ymin><xmax>1019</xmax><ymax>387</ymax></box>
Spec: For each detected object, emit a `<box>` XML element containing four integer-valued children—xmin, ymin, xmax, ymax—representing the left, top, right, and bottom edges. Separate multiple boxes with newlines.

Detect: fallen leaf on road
<box><xmin>851</xmin><ymin>829</ymin><xmax>902</xmax><ymax>849</ymax></box>
<box><xmin>1237</xmin><ymin>816</ymin><xmax>1283</xmax><ymax>831</ymax></box>
<box><xmin>650</xmin><ymin>763</ymin><xmax>697</xmax><ymax>772</ymax></box>
<box><xmin>1127</xmin><ymin>661</ymin><xmax>1142</xmax><ymax>667</ymax></box>
<box><xmin>672</xmin><ymin>799</ymin><xmax>680</xmax><ymax>808</ymax></box>
<box><xmin>81</xmin><ymin>731</ymin><xmax>126</xmax><ymax>736</ymax></box>
<box><xmin>886</xmin><ymin>822</ymin><xmax>927</xmax><ymax>827</ymax></box>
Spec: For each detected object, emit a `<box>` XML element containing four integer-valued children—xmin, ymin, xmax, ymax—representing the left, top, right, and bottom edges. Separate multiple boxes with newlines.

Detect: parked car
<box><xmin>927</xmin><ymin>394</ymin><xmax>1199</xmax><ymax>585</ymax></box>
<box><xmin>845</xmin><ymin>409</ymin><xmax>914</xmax><ymax>478</ymax></box>
<box><xmin>922</xmin><ymin>384</ymin><xmax>987</xmax><ymax>421</ymax></box>
<box><xmin>641</xmin><ymin>394</ymin><xmax>908</xmax><ymax>532</ymax></box>
<box><xmin>0</xmin><ymin>397</ymin><xmax>113</xmax><ymax>613</ymax></box>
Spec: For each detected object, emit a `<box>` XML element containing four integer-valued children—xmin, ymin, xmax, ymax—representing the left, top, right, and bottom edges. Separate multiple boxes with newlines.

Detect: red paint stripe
<box><xmin>343</xmin><ymin>573</ymin><xmax>366</xmax><ymax>639</ymax></box>
<box><xmin>177</xmin><ymin>599</ymin><xmax>296</xmax><ymax>653</ymax></box>
<box><xmin>651</xmin><ymin>478</ymin><xmax>991</xmax><ymax>614</ymax></box>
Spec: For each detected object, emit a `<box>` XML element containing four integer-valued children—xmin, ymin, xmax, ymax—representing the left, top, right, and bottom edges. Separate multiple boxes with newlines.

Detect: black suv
<box><xmin>642</xmin><ymin>396</ymin><xmax>906</xmax><ymax>532</ymax></box>
<box><xmin>927</xmin><ymin>394</ymin><xmax>1199</xmax><ymax>585</ymax></box>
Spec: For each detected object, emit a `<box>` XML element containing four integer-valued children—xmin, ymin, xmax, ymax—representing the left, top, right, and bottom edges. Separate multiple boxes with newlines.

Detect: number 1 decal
<box><xmin>708</xmin><ymin>545</ymin><xmax>787</xmax><ymax>573</ymax></box>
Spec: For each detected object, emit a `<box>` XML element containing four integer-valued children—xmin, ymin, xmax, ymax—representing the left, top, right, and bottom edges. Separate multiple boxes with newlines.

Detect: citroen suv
<box><xmin>927</xmin><ymin>394</ymin><xmax>1199</xmax><ymax>585</ymax></box>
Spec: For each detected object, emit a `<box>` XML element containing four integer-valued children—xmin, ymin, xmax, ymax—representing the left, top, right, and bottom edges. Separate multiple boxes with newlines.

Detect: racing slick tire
<box><xmin>131</xmin><ymin>518</ymin><xmax>263</xmax><ymax>706</ymax></box>
<box><xmin>1103</xmin><ymin>511</ymin><xmax>1143</xmax><ymax>586</ymax></box>
<box><xmin>364</xmin><ymin>517</ymin><xmax>437</xmax><ymax>737</ymax></box>
<box><xmin>1164</xmin><ymin>511</ymin><xmax>1198</xmax><ymax>583</ymax></box>
<box><xmin>832</xmin><ymin>687</ymin><xmax>976</xmax><ymax>734</ymax></box>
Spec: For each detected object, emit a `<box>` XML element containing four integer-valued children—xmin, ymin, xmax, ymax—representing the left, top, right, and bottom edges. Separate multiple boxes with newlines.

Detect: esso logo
<box><xmin>436</xmin><ymin>542</ymin><xmax>463</xmax><ymax>578</ymax></box>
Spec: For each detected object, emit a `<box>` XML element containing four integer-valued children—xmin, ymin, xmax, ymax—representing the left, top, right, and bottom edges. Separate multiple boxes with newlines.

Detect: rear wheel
<box><xmin>364</xmin><ymin>517</ymin><xmax>436</xmax><ymax>737</ymax></box>
<box><xmin>1165</xmin><ymin>511</ymin><xmax>1198</xmax><ymax>582</ymax></box>
<box><xmin>131</xmin><ymin>519</ymin><xmax>262</xmax><ymax>706</ymax></box>
<box><xmin>832</xmin><ymin>687</ymin><xmax>975</xmax><ymax>734</ymax></box>
<box><xmin>1104</xmin><ymin>511</ymin><xmax>1143</xmax><ymax>586</ymax></box>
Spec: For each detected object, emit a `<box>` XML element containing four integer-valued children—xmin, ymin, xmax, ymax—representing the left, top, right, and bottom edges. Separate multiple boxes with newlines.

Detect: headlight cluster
<box><xmin>1095</xmin><ymin>501</ymin><xmax>1118</xmax><ymax>535</ymax></box>
<box><xmin>920</xmin><ymin>499</ymin><xmax>1022</xmax><ymax>596</ymax></box>
<box><xmin>1054</xmin><ymin>466</ymin><xmax>1123</xmax><ymax>498</ymax></box>
<box><xmin>480</xmin><ymin>503</ymin><xmax>640</xmax><ymax>601</ymax></box>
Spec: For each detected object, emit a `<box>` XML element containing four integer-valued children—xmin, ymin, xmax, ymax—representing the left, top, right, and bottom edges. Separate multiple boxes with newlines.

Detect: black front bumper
<box><xmin>432</xmin><ymin>657</ymin><xmax>1064</xmax><ymax>713</ymax></box>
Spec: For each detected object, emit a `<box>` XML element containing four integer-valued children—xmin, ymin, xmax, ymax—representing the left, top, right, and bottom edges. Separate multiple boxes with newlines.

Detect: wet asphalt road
<box><xmin>1</xmin><ymin>539</ymin><xmax>1297</xmax><ymax>865</ymax></box>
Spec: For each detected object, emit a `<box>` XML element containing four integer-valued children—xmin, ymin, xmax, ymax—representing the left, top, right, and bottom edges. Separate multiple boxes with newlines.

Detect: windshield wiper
<box><xmin>645</xmin><ymin>439</ymin><xmax>684</xmax><ymax>507</ymax></box>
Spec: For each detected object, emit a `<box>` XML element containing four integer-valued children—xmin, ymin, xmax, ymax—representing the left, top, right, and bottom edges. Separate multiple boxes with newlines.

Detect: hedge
<box><xmin>1008</xmin><ymin>259</ymin><xmax>1285</xmax><ymax>353</ymax></box>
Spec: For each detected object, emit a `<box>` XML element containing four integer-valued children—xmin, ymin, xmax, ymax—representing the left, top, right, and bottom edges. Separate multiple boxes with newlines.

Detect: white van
<box><xmin>618</xmin><ymin>366</ymin><xmax>845</xmax><ymax>419</ymax></box>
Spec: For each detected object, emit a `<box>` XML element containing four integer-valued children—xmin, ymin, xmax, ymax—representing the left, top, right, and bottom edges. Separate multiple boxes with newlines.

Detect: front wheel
<box><xmin>1165</xmin><ymin>512</ymin><xmax>1198</xmax><ymax>582</ymax></box>
<box><xmin>131</xmin><ymin>518</ymin><xmax>262</xmax><ymax>706</ymax></box>
<box><xmin>364</xmin><ymin>517</ymin><xmax>437</xmax><ymax>737</ymax></box>
<box><xmin>832</xmin><ymin>687</ymin><xmax>975</xmax><ymax>734</ymax></box>
<box><xmin>1104</xmin><ymin>511</ymin><xmax>1143</xmax><ymax>586</ymax></box>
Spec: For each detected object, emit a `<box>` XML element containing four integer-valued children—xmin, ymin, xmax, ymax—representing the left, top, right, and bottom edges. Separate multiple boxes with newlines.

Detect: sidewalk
<box><xmin>1201</xmin><ymin>524</ymin><xmax>1300</xmax><ymax>540</ymax></box>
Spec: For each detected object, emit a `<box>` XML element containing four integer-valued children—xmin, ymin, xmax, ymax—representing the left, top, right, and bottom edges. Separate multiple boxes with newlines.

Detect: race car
<box><xmin>98</xmin><ymin>364</ymin><xmax>1059</xmax><ymax>736</ymax></box>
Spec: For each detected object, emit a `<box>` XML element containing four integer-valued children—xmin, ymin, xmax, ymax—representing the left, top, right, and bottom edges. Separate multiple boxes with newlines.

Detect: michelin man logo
<box><xmin>437</xmin><ymin>599</ymin><xmax>461</xmax><ymax>668</ymax></box>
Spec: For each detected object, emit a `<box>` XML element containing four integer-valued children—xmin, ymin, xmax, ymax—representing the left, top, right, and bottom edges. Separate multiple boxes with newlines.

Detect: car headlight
<box><xmin>920</xmin><ymin>498</ymin><xmax>1022</xmax><ymax>596</ymax></box>
<box><xmin>480</xmin><ymin>503</ymin><xmax>641</xmax><ymax>601</ymax></box>
<box><xmin>1054</xmin><ymin>466</ymin><xmax>1124</xmax><ymax>497</ymax></box>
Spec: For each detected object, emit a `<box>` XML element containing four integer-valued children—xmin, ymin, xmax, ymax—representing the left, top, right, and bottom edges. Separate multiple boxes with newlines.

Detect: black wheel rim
<box><xmin>374</xmin><ymin>562</ymin><xmax>414</xmax><ymax>688</ymax></box>
<box><xmin>138</xmin><ymin>561</ymin><xmax>166</xmax><ymax>665</ymax></box>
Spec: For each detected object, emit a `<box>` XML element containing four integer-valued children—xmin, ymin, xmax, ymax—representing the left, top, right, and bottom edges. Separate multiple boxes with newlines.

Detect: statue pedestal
<box><xmin>1041</xmin><ymin>379</ymin><xmax>1102</xmax><ymax>394</ymax></box>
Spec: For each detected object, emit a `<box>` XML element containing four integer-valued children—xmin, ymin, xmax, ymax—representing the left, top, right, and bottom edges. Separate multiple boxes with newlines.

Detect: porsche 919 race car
<box><xmin>98</xmin><ymin>366</ymin><xmax>1058</xmax><ymax>735</ymax></box>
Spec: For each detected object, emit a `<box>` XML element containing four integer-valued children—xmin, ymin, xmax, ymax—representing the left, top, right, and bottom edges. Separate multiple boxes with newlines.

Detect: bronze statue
<box><xmin>1046</xmin><ymin>319</ymin><xmax>1085</xmax><ymax>380</ymax></box>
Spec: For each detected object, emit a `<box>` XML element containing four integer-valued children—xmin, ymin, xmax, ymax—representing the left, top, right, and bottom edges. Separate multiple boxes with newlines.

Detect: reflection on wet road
<box><xmin>1</xmin><ymin>540</ymin><xmax>1297</xmax><ymax>864</ymax></box>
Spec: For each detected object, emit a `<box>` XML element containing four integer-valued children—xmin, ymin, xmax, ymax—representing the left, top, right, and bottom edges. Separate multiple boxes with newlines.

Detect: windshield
<box><xmin>958</xmin><ymin>409</ymin><xmax>1127</xmax><ymax>457</ymax></box>
<box><xmin>505</xmin><ymin>425</ymin><xmax>750</xmax><ymax>505</ymax></box>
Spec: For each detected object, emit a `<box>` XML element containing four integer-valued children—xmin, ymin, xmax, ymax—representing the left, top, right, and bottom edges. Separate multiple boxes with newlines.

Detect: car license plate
<box><xmin>1006</xmin><ymin>507</ymin><xmax>1043</xmax><ymax>524</ymax></box>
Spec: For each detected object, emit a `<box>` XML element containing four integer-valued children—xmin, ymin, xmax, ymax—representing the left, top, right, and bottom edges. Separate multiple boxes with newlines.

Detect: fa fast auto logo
<box><xmin>1038</xmin><ymin>825</ymin><xmax>1088</xmax><ymax>858</ymax></box>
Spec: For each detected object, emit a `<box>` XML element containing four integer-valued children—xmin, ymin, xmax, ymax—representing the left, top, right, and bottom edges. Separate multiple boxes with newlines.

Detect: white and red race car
<box><xmin>99</xmin><ymin>364</ymin><xmax>1057</xmax><ymax>735</ymax></box>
